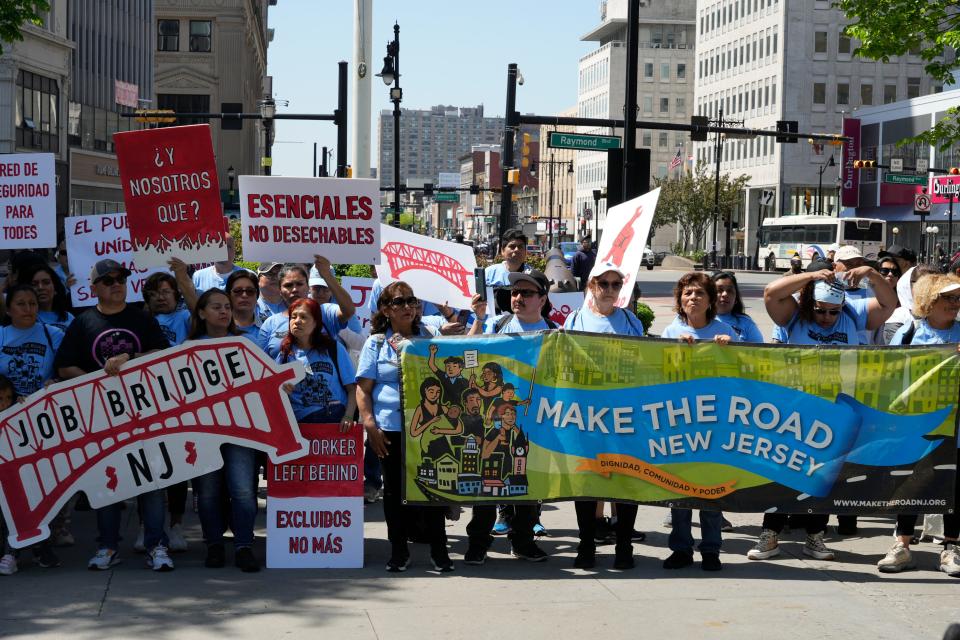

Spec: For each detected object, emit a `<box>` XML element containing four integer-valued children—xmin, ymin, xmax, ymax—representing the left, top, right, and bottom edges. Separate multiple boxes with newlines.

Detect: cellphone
<box><xmin>474</xmin><ymin>267</ymin><xmax>487</xmax><ymax>301</ymax></box>
<box><xmin>457</xmin><ymin>309</ymin><xmax>471</xmax><ymax>324</ymax></box>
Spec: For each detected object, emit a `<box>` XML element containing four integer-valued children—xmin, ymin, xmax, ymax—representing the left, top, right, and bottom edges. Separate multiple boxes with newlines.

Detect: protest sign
<box><xmin>0</xmin><ymin>338</ymin><xmax>306</xmax><ymax>548</ymax></box>
<box><xmin>547</xmin><ymin>291</ymin><xmax>584</xmax><ymax>326</ymax></box>
<box><xmin>0</xmin><ymin>152</ymin><xmax>56</xmax><ymax>248</ymax></box>
<box><xmin>113</xmin><ymin>124</ymin><xmax>227</xmax><ymax>268</ymax></box>
<box><xmin>239</xmin><ymin>176</ymin><xmax>380</xmax><ymax>264</ymax></box>
<box><xmin>592</xmin><ymin>188</ymin><xmax>661</xmax><ymax>307</ymax></box>
<box><xmin>376</xmin><ymin>224</ymin><xmax>478</xmax><ymax>309</ymax></box>
<box><xmin>342</xmin><ymin>276</ymin><xmax>375</xmax><ymax>334</ymax></box>
<box><xmin>402</xmin><ymin>333</ymin><xmax>959</xmax><ymax>514</ymax></box>
<box><xmin>267</xmin><ymin>423</ymin><xmax>363</xmax><ymax>568</ymax></box>
<box><xmin>64</xmin><ymin>212</ymin><xmax>167</xmax><ymax>307</ymax></box>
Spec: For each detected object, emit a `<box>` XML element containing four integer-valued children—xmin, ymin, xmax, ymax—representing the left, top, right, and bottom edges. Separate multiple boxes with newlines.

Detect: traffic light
<box><xmin>134</xmin><ymin>109</ymin><xmax>176</xmax><ymax>124</ymax></box>
<box><xmin>690</xmin><ymin>115</ymin><xmax>709</xmax><ymax>141</ymax></box>
<box><xmin>345</xmin><ymin>165</ymin><xmax>353</xmax><ymax>178</ymax></box>
<box><xmin>507</xmin><ymin>169</ymin><xmax>520</xmax><ymax>185</ymax></box>
<box><xmin>520</xmin><ymin>133</ymin><xmax>531</xmax><ymax>169</ymax></box>
<box><xmin>853</xmin><ymin>160</ymin><xmax>876</xmax><ymax>169</ymax></box>
<box><xmin>469</xmin><ymin>184</ymin><xmax>480</xmax><ymax>195</ymax></box>
<box><xmin>950</xmin><ymin>167</ymin><xmax>960</xmax><ymax>175</ymax></box>
<box><xmin>775</xmin><ymin>120</ymin><xmax>799</xmax><ymax>143</ymax></box>
<box><xmin>423</xmin><ymin>183</ymin><xmax>434</xmax><ymax>196</ymax></box>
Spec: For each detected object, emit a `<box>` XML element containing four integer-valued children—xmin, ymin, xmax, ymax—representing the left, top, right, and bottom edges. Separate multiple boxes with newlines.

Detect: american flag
<box><xmin>668</xmin><ymin>146</ymin><xmax>683</xmax><ymax>171</ymax></box>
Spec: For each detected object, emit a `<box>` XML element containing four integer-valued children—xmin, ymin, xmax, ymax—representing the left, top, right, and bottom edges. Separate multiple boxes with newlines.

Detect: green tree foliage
<box><xmin>838</xmin><ymin>0</ymin><xmax>960</xmax><ymax>149</ymax></box>
<box><xmin>0</xmin><ymin>1</ymin><xmax>49</xmax><ymax>55</ymax></box>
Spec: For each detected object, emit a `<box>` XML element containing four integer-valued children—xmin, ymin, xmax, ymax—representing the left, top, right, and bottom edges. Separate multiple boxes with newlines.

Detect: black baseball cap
<box><xmin>90</xmin><ymin>259</ymin><xmax>132</xmax><ymax>283</ymax></box>
<box><xmin>878</xmin><ymin>245</ymin><xmax>917</xmax><ymax>263</ymax></box>
<box><xmin>508</xmin><ymin>269</ymin><xmax>549</xmax><ymax>294</ymax></box>
<box><xmin>806</xmin><ymin>259</ymin><xmax>833</xmax><ymax>273</ymax></box>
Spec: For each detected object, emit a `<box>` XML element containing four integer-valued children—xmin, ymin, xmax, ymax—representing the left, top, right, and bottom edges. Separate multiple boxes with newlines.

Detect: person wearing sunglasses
<box><xmin>54</xmin><ymin>259</ymin><xmax>172</xmax><ymax>572</ymax></box>
<box><xmin>226</xmin><ymin>270</ymin><xmax>263</xmax><ymax>342</ymax></box>
<box><xmin>878</xmin><ymin>274</ymin><xmax>960</xmax><ymax>576</ymax></box>
<box><xmin>357</xmin><ymin>282</ymin><xmax>450</xmax><ymax>572</ymax></box>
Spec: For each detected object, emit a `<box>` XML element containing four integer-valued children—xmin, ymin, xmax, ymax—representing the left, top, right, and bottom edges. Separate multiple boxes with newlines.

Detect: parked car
<box><xmin>641</xmin><ymin>247</ymin><xmax>655</xmax><ymax>270</ymax></box>
<box><xmin>559</xmin><ymin>241</ymin><xmax>579</xmax><ymax>267</ymax></box>
<box><xmin>654</xmin><ymin>251</ymin><xmax>668</xmax><ymax>266</ymax></box>
<box><xmin>526</xmin><ymin>244</ymin><xmax>545</xmax><ymax>257</ymax></box>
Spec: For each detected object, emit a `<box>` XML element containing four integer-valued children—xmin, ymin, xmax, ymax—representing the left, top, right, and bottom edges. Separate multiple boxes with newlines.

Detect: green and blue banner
<box><xmin>400</xmin><ymin>331</ymin><xmax>960</xmax><ymax>514</ymax></box>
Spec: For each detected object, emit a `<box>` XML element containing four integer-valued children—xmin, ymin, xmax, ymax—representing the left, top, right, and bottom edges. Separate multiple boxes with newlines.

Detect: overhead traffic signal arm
<box><xmin>852</xmin><ymin>160</ymin><xmax>958</xmax><ymax>174</ymax></box>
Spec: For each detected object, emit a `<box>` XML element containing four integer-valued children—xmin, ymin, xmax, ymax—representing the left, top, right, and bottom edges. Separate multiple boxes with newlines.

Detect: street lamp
<box><xmin>816</xmin><ymin>156</ymin><xmax>836</xmax><ymax>215</ymax></box>
<box><xmin>927</xmin><ymin>225</ymin><xmax>940</xmax><ymax>265</ymax></box>
<box><xmin>258</xmin><ymin>99</ymin><xmax>276</xmax><ymax>176</ymax></box>
<box><xmin>227</xmin><ymin>165</ymin><xmax>236</xmax><ymax>207</ymax></box>
<box><xmin>377</xmin><ymin>22</ymin><xmax>402</xmax><ymax>226</ymax></box>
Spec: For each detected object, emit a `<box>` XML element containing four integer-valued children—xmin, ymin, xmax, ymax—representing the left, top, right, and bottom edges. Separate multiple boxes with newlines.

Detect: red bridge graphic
<box><xmin>381</xmin><ymin>241</ymin><xmax>473</xmax><ymax>297</ymax></box>
<box><xmin>0</xmin><ymin>338</ymin><xmax>306</xmax><ymax>548</ymax></box>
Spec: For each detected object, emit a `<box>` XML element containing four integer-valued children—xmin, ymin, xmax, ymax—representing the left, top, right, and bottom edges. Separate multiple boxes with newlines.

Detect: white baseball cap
<box><xmin>588</xmin><ymin>261</ymin><xmax>626</xmax><ymax>281</ymax></box>
<box><xmin>308</xmin><ymin>265</ymin><xmax>329</xmax><ymax>288</ymax></box>
<box><xmin>834</xmin><ymin>245</ymin><xmax>863</xmax><ymax>262</ymax></box>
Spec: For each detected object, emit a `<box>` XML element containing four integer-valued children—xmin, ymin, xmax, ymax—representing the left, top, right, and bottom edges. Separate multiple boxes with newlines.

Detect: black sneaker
<box><xmin>386</xmin><ymin>555</ymin><xmax>411</xmax><ymax>572</ymax></box>
<box><xmin>663</xmin><ymin>550</ymin><xmax>694</xmax><ymax>569</ymax></box>
<box><xmin>512</xmin><ymin>544</ymin><xmax>548</xmax><ymax>562</ymax></box>
<box><xmin>431</xmin><ymin>551</ymin><xmax>454</xmax><ymax>573</ymax></box>
<box><xmin>613</xmin><ymin>545</ymin><xmax>634</xmax><ymax>570</ymax></box>
<box><xmin>204</xmin><ymin>543</ymin><xmax>226</xmax><ymax>568</ymax></box>
<box><xmin>631</xmin><ymin>530</ymin><xmax>647</xmax><ymax>542</ymax></box>
<box><xmin>594</xmin><ymin>518</ymin><xmax>615</xmax><ymax>544</ymax></box>
<box><xmin>235</xmin><ymin>547</ymin><xmax>260</xmax><ymax>573</ymax></box>
<box><xmin>701</xmin><ymin>552</ymin><xmax>722</xmax><ymax>572</ymax></box>
<box><xmin>463</xmin><ymin>545</ymin><xmax>487</xmax><ymax>566</ymax></box>
<box><xmin>32</xmin><ymin>546</ymin><xmax>61</xmax><ymax>568</ymax></box>
<box><xmin>573</xmin><ymin>545</ymin><xmax>596</xmax><ymax>569</ymax></box>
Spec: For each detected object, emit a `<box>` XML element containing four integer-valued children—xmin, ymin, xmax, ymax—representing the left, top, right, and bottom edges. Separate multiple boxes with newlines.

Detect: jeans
<box><xmin>364</xmin><ymin>439</ymin><xmax>383</xmax><ymax>490</ymax></box>
<box><xmin>97</xmin><ymin>489</ymin><xmax>167</xmax><ymax>551</ymax></box>
<box><xmin>380</xmin><ymin>431</ymin><xmax>446</xmax><ymax>557</ymax></box>
<box><xmin>302</xmin><ymin>405</ymin><xmax>346</xmax><ymax>424</ymax></box>
<box><xmin>193</xmin><ymin>444</ymin><xmax>258</xmax><ymax>548</ymax></box>
<box><xmin>668</xmin><ymin>508</ymin><xmax>722</xmax><ymax>555</ymax></box>
<box><xmin>762</xmin><ymin>513</ymin><xmax>828</xmax><ymax>535</ymax></box>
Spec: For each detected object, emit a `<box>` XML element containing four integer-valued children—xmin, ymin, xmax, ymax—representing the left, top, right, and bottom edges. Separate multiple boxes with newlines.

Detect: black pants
<box><xmin>895</xmin><ymin>450</ymin><xmax>960</xmax><ymax>539</ymax></box>
<box><xmin>762</xmin><ymin>513</ymin><xmax>828</xmax><ymax>535</ymax></box>
<box><xmin>467</xmin><ymin>504</ymin><xmax>536</xmax><ymax>550</ymax></box>
<box><xmin>575</xmin><ymin>501</ymin><xmax>637</xmax><ymax>547</ymax></box>
<box><xmin>380</xmin><ymin>431</ymin><xmax>446</xmax><ymax>556</ymax></box>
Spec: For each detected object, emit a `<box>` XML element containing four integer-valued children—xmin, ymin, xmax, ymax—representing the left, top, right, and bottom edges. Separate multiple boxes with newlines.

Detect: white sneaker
<box><xmin>51</xmin><ymin>527</ymin><xmax>75</xmax><ymax>547</ymax></box>
<box><xmin>167</xmin><ymin>524</ymin><xmax>188</xmax><ymax>552</ymax></box>
<box><xmin>877</xmin><ymin>541</ymin><xmax>915</xmax><ymax>573</ymax></box>
<box><xmin>940</xmin><ymin>543</ymin><xmax>960</xmax><ymax>577</ymax></box>
<box><xmin>88</xmin><ymin>549</ymin><xmax>121</xmax><ymax>571</ymax></box>
<box><xmin>133</xmin><ymin>525</ymin><xmax>146</xmax><ymax>553</ymax></box>
<box><xmin>147</xmin><ymin>545</ymin><xmax>175</xmax><ymax>572</ymax></box>
<box><xmin>803</xmin><ymin>533</ymin><xmax>836</xmax><ymax>560</ymax></box>
<box><xmin>0</xmin><ymin>554</ymin><xmax>17</xmax><ymax>575</ymax></box>
<box><xmin>747</xmin><ymin>528</ymin><xmax>780</xmax><ymax>560</ymax></box>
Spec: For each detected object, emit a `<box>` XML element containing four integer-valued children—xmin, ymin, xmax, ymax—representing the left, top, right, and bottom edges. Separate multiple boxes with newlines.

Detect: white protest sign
<box><xmin>375</xmin><ymin>224</ymin><xmax>478</xmax><ymax>309</ymax></box>
<box><xmin>64</xmin><ymin>213</ymin><xmax>168</xmax><ymax>307</ymax></box>
<box><xmin>239</xmin><ymin>176</ymin><xmax>380</xmax><ymax>264</ymax></box>
<box><xmin>593</xmin><ymin>188</ymin><xmax>661</xmax><ymax>307</ymax></box>
<box><xmin>0</xmin><ymin>152</ymin><xmax>56</xmax><ymax>248</ymax></box>
<box><xmin>547</xmin><ymin>291</ymin><xmax>585</xmax><ymax>326</ymax></box>
<box><xmin>0</xmin><ymin>338</ymin><xmax>306</xmax><ymax>548</ymax></box>
<box><xmin>342</xmin><ymin>276</ymin><xmax>375</xmax><ymax>335</ymax></box>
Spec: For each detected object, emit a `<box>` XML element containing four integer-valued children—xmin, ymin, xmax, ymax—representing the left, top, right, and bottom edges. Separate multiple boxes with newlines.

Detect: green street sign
<box><xmin>435</xmin><ymin>192</ymin><xmax>460</xmax><ymax>202</ymax></box>
<box><xmin>883</xmin><ymin>173</ymin><xmax>926</xmax><ymax>186</ymax></box>
<box><xmin>548</xmin><ymin>132</ymin><xmax>621</xmax><ymax>151</ymax></box>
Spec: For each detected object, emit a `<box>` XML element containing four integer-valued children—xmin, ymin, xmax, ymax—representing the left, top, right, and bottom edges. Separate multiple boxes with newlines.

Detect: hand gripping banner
<box><xmin>401</xmin><ymin>332</ymin><xmax>960</xmax><ymax>514</ymax></box>
<box><xmin>0</xmin><ymin>338</ymin><xmax>306</xmax><ymax>548</ymax></box>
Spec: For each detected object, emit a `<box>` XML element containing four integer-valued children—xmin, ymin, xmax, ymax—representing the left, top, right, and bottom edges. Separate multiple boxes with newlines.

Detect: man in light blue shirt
<box><xmin>192</xmin><ymin>236</ymin><xmax>249</xmax><ymax>294</ymax></box>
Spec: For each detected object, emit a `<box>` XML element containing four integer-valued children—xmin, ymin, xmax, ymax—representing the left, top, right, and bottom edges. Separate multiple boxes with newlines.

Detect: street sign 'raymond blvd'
<box><xmin>548</xmin><ymin>132</ymin><xmax>621</xmax><ymax>150</ymax></box>
<box><xmin>884</xmin><ymin>173</ymin><xmax>927</xmax><ymax>186</ymax></box>
<box><xmin>434</xmin><ymin>192</ymin><xmax>460</xmax><ymax>203</ymax></box>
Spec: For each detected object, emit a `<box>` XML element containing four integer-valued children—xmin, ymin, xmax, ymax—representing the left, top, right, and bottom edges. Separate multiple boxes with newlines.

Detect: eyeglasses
<box><xmin>95</xmin><ymin>275</ymin><xmax>127</xmax><ymax>287</ymax></box>
<box><xmin>878</xmin><ymin>268</ymin><xmax>901</xmax><ymax>277</ymax></box>
<box><xmin>388</xmin><ymin>295</ymin><xmax>419</xmax><ymax>307</ymax></box>
<box><xmin>231</xmin><ymin>287</ymin><xmax>257</xmax><ymax>297</ymax></box>
<box><xmin>510</xmin><ymin>288</ymin><xmax>541</xmax><ymax>299</ymax></box>
<box><xmin>939</xmin><ymin>294</ymin><xmax>960</xmax><ymax>305</ymax></box>
<box><xmin>595</xmin><ymin>280</ymin><xmax>623</xmax><ymax>291</ymax></box>
<box><xmin>813</xmin><ymin>307</ymin><xmax>841</xmax><ymax>316</ymax></box>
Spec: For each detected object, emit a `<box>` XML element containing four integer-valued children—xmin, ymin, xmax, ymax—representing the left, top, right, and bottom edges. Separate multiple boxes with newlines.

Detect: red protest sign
<box><xmin>114</xmin><ymin>124</ymin><xmax>227</xmax><ymax>268</ymax></box>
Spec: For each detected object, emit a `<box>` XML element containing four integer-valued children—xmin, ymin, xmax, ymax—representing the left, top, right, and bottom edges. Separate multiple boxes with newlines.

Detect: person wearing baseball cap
<box><xmin>878</xmin><ymin>245</ymin><xmax>917</xmax><ymax>275</ymax></box>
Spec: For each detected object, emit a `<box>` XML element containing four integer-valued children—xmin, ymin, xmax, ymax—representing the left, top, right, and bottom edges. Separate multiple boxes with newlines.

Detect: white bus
<box><xmin>758</xmin><ymin>216</ymin><xmax>886</xmax><ymax>269</ymax></box>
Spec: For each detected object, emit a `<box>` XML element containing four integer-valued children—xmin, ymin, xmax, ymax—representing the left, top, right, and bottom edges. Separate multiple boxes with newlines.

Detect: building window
<box><xmin>907</xmin><ymin>77</ymin><xmax>921</xmax><ymax>99</ymax></box>
<box><xmin>813</xmin><ymin>82</ymin><xmax>826</xmax><ymax>105</ymax></box>
<box><xmin>658</xmin><ymin>132</ymin><xmax>668</xmax><ymax>148</ymax></box>
<box><xmin>860</xmin><ymin>83</ymin><xmax>873</xmax><ymax>106</ymax></box>
<box><xmin>837</xmin><ymin>82</ymin><xmax>849</xmax><ymax>105</ymax></box>
<box><xmin>884</xmin><ymin>84</ymin><xmax>897</xmax><ymax>104</ymax></box>
<box><xmin>814</xmin><ymin>31</ymin><xmax>827</xmax><ymax>54</ymax></box>
<box><xmin>838</xmin><ymin>31</ymin><xmax>851</xmax><ymax>54</ymax></box>
<box><xmin>157</xmin><ymin>93</ymin><xmax>210</xmax><ymax>125</ymax></box>
<box><xmin>676</xmin><ymin>97</ymin><xmax>686</xmax><ymax>114</ymax></box>
<box><xmin>642</xmin><ymin>131</ymin><xmax>652</xmax><ymax>147</ymax></box>
<box><xmin>158</xmin><ymin>19</ymin><xmax>179</xmax><ymax>51</ymax></box>
<box><xmin>677</xmin><ymin>63</ymin><xmax>686</xmax><ymax>80</ymax></box>
<box><xmin>189</xmin><ymin>20</ymin><xmax>212</xmax><ymax>52</ymax></box>
<box><xmin>642</xmin><ymin>96</ymin><xmax>653</xmax><ymax>113</ymax></box>
<box><xmin>644</xmin><ymin>62</ymin><xmax>653</xmax><ymax>79</ymax></box>
<box><xmin>660</xmin><ymin>97</ymin><xmax>669</xmax><ymax>113</ymax></box>
<box><xmin>660</xmin><ymin>63</ymin><xmax>670</xmax><ymax>80</ymax></box>
<box><xmin>15</xmin><ymin>70</ymin><xmax>59</xmax><ymax>153</ymax></box>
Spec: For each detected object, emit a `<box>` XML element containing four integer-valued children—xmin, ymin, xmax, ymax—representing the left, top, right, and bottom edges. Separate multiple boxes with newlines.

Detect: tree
<box><xmin>653</xmin><ymin>163</ymin><xmax>750</xmax><ymax>253</ymax></box>
<box><xmin>0</xmin><ymin>1</ymin><xmax>50</xmax><ymax>56</ymax></box>
<box><xmin>838</xmin><ymin>0</ymin><xmax>960</xmax><ymax>149</ymax></box>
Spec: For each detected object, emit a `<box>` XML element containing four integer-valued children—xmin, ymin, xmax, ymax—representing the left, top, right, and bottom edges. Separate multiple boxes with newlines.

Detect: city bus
<box><xmin>758</xmin><ymin>216</ymin><xmax>886</xmax><ymax>269</ymax></box>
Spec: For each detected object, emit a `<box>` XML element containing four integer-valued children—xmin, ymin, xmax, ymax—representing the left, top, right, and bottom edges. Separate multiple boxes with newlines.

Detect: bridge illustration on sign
<box><xmin>381</xmin><ymin>241</ymin><xmax>473</xmax><ymax>297</ymax></box>
<box><xmin>0</xmin><ymin>338</ymin><xmax>306</xmax><ymax>548</ymax></box>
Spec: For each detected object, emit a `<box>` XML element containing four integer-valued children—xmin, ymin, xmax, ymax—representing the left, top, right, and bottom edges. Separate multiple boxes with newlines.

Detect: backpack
<box><xmin>493</xmin><ymin>313</ymin><xmax>558</xmax><ymax>334</ymax></box>
<box><xmin>900</xmin><ymin>319</ymin><xmax>921</xmax><ymax>346</ymax></box>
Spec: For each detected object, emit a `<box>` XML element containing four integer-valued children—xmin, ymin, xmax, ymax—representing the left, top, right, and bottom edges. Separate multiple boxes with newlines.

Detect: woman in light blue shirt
<box><xmin>712</xmin><ymin>271</ymin><xmax>763</xmax><ymax>343</ymax></box>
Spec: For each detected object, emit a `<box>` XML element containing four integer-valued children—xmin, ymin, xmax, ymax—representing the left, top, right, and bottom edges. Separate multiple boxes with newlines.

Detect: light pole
<box><xmin>377</xmin><ymin>22</ymin><xmax>402</xmax><ymax>225</ymax></box>
<box><xmin>259</xmin><ymin>98</ymin><xmax>276</xmax><ymax>176</ymax></box>
<box><xmin>927</xmin><ymin>226</ymin><xmax>940</xmax><ymax>265</ymax></box>
<box><xmin>816</xmin><ymin>156</ymin><xmax>836</xmax><ymax>215</ymax></box>
<box><xmin>534</xmin><ymin>154</ymin><xmax>573</xmax><ymax>249</ymax></box>
<box><xmin>592</xmin><ymin>188</ymin><xmax>603</xmax><ymax>243</ymax></box>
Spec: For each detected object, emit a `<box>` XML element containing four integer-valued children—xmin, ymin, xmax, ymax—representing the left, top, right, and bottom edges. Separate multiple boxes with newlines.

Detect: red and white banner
<box><xmin>64</xmin><ymin>213</ymin><xmax>167</xmax><ymax>307</ymax></box>
<box><xmin>841</xmin><ymin>118</ymin><xmax>861</xmax><ymax>208</ymax></box>
<box><xmin>930</xmin><ymin>175</ymin><xmax>960</xmax><ymax>205</ymax></box>
<box><xmin>0</xmin><ymin>338</ymin><xmax>306</xmax><ymax>548</ymax></box>
<box><xmin>114</xmin><ymin>80</ymin><xmax>139</xmax><ymax>108</ymax></box>
<box><xmin>0</xmin><ymin>152</ymin><xmax>56</xmax><ymax>248</ymax></box>
<box><xmin>342</xmin><ymin>276</ymin><xmax>375</xmax><ymax>334</ymax></box>
<box><xmin>592</xmin><ymin>188</ymin><xmax>661</xmax><ymax>308</ymax></box>
<box><xmin>375</xmin><ymin>224</ymin><xmax>478</xmax><ymax>309</ymax></box>
<box><xmin>267</xmin><ymin>423</ymin><xmax>363</xmax><ymax>568</ymax></box>
<box><xmin>239</xmin><ymin>176</ymin><xmax>380</xmax><ymax>264</ymax></box>
<box><xmin>113</xmin><ymin>124</ymin><xmax>227</xmax><ymax>268</ymax></box>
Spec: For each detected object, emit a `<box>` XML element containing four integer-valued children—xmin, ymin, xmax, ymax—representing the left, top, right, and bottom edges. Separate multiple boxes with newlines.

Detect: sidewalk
<box><xmin>2</xmin><ymin>493</ymin><xmax>957</xmax><ymax>639</ymax></box>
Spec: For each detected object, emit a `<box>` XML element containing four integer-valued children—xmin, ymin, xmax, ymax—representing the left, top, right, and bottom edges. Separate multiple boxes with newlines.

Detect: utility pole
<box><xmin>622</xmin><ymin>0</ymin><xmax>640</xmax><ymax>203</ymax></box>
<box><xmin>710</xmin><ymin>107</ymin><xmax>723</xmax><ymax>269</ymax></box>
<box><xmin>500</xmin><ymin>63</ymin><xmax>519</xmax><ymax>239</ymax></box>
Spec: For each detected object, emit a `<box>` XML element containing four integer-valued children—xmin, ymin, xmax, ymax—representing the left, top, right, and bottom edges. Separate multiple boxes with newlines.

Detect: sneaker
<box><xmin>363</xmin><ymin>484</ymin><xmax>380</xmax><ymax>504</ymax></box>
<box><xmin>662</xmin><ymin>511</ymin><xmax>672</xmax><ymax>528</ymax></box>
<box><xmin>167</xmin><ymin>524</ymin><xmax>188</xmax><ymax>552</ymax></box>
<box><xmin>877</xmin><ymin>542</ymin><xmax>915</xmax><ymax>573</ymax></box>
<box><xmin>573</xmin><ymin>544</ymin><xmax>596</xmax><ymax>569</ymax></box>
<box><xmin>32</xmin><ymin>546</ymin><xmax>61</xmax><ymax>568</ymax></box>
<box><xmin>205</xmin><ymin>543</ymin><xmax>226</xmax><ymax>568</ymax></box>
<box><xmin>701</xmin><ymin>552</ymin><xmax>722</xmax><ymax>572</ymax></box>
<box><xmin>385</xmin><ymin>555</ymin><xmax>411</xmax><ymax>572</ymax></box>
<box><xmin>133</xmin><ymin>525</ymin><xmax>146</xmax><ymax>553</ymax></box>
<box><xmin>613</xmin><ymin>544</ymin><xmax>634</xmax><ymax>570</ymax></box>
<box><xmin>445</xmin><ymin>506</ymin><xmax>462</xmax><ymax>522</ymax></box>
<box><xmin>803</xmin><ymin>533</ymin><xmax>835</xmax><ymax>561</ymax></box>
<box><xmin>533</xmin><ymin>522</ymin><xmax>547</xmax><ymax>537</ymax></box>
<box><xmin>463</xmin><ymin>545</ymin><xmax>487</xmax><ymax>566</ymax></box>
<box><xmin>235</xmin><ymin>547</ymin><xmax>260</xmax><ymax>573</ymax></box>
<box><xmin>663</xmin><ymin>550</ymin><xmax>694</xmax><ymax>569</ymax></box>
<box><xmin>940</xmin><ymin>543</ymin><xmax>960</xmax><ymax>577</ymax></box>
<box><xmin>88</xmin><ymin>549</ymin><xmax>121</xmax><ymax>571</ymax></box>
<box><xmin>51</xmin><ymin>528</ymin><xmax>75</xmax><ymax>547</ymax></box>
<box><xmin>430</xmin><ymin>550</ymin><xmax>454</xmax><ymax>573</ymax></box>
<box><xmin>147</xmin><ymin>545</ymin><xmax>174</xmax><ymax>572</ymax></box>
<box><xmin>492</xmin><ymin>518</ymin><xmax>511</xmax><ymax>536</ymax></box>
<box><xmin>0</xmin><ymin>554</ymin><xmax>17</xmax><ymax>576</ymax></box>
<box><xmin>594</xmin><ymin>517</ymin><xmax>614</xmax><ymax>544</ymax></box>
<box><xmin>747</xmin><ymin>529</ymin><xmax>781</xmax><ymax>560</ymax></box>
<box><xmin>631</xmin><ymin>530</ymin><xmax>647</xmax><ymax>542</ymax></box>
<box><xmin>512</xmin><ymin>544</ymin><xmax>547</xmax><ymax>562</ymax></box>
<box><xmin>721</xmin><ymin>517</ymin><xmax>734</xmax><ymax>532</ymax></box>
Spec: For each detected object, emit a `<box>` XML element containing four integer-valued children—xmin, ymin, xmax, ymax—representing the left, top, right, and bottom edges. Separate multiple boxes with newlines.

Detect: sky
<box><xmin>266</xmin><ymin>0</ymin><xmax>598</xmax><ymax>178</ymax></box>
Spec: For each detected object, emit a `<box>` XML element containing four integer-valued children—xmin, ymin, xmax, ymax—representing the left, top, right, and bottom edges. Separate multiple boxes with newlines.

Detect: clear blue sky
<box><xmin>267</xmin><ymin>0</ymin><xmax>597</xmax><ymax>177</ymax></box>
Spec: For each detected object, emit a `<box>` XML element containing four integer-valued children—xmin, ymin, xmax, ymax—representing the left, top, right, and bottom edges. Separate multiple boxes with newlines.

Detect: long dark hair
<box><xmin>370</xmin><ymin>281</ymin><xmax>422</xmax><ymax>336</ymax></box>
<box><xmin>673</xmin><ymin>271</ymin><xmax>717</xmax><ymax>324</ymax></box>
<box><xmin>20</xmin><ymin>263</ymin><xmax>71</xmax><ymax>321</ymax></box>
<box><xmin>712</xmin><ymin>271</ymin><xmax>745</xmax><ymax>316</ymax></box>
<box><xmin>188</xmin><ymin>289</ymin><xmax>238</xmax><ymax>339</ymax></box>
<box><xmin>279</xmin><ymin>298</ymin><xmax>335</xmax><ymax>361</ymax></box>
<box><xmin>4</xmin><ymin>284</ymin><xmax>39</xmax><ymax>324</ymax></box>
